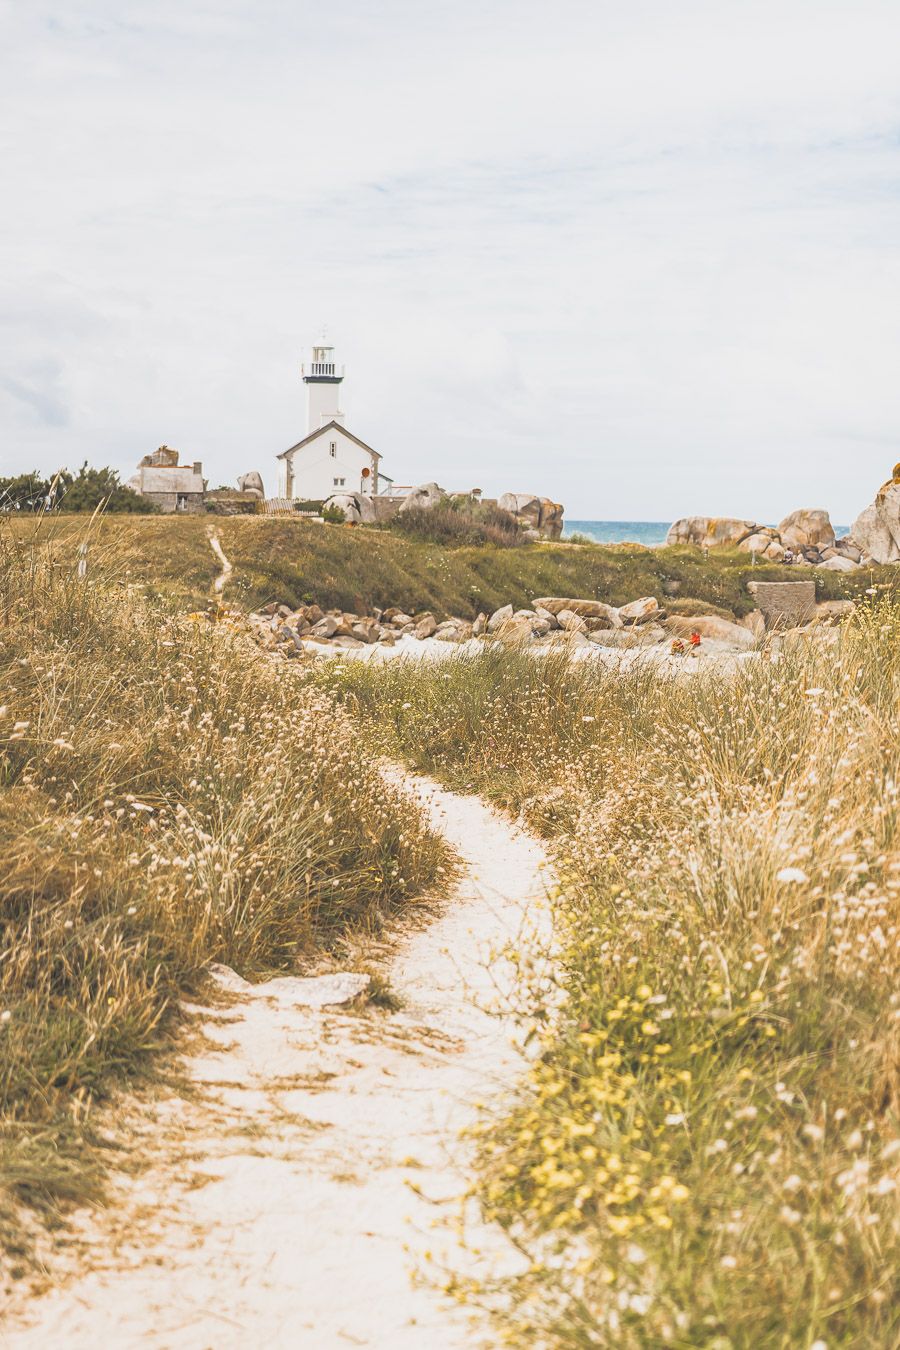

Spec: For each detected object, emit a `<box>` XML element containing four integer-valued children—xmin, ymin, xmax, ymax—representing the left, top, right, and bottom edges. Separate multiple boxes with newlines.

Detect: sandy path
<box><xmin>207</xmin><ymin>526</ymin><xmax>233</xmax><ymax>595</ymax></box>
<box><xmin>3</xmin><ymin>777</ymin><xmax>549</xmax><ymax>1350</ymax></box>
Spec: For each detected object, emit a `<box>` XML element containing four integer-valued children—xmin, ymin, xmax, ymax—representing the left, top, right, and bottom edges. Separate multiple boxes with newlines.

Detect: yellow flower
<box><xmin>641</xmin><ymin>1019</ymin><xmax>660</xmax><ymax>1036</ymax></box>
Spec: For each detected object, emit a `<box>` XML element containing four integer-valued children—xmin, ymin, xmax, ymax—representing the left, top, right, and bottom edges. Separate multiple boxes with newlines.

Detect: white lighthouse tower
<box><xmin>302</xmin><ymin>341</ymin><xmax>345</xmax><ymax>433</ymax></box>
<box><xmin>277</xmin><ymin>337</ymin><xmax>385</xmax><ymax>501</ymax></box>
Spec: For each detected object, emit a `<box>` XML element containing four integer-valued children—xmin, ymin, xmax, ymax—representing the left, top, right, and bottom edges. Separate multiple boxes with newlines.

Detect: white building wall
<box><xmin>285</xmin><ymin>428</ymin><xmax>376</xmax><ymax>501</ymax></box>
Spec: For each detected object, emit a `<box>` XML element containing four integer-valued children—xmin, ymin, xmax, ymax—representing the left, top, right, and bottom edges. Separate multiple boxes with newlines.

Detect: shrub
<box><xmin>0</xmin><ymin>466</ymin><xmax>154</xmax><ymax>514</ymax></box>
<box><xmin>389</xmin><ymin>502</ymin><xmax>523</xmax><ymax>548</ymax></box>
<box><xmin>322</xmin><ymin>504</ymin><xmax>346</xmax><ymax>524</ymax></box>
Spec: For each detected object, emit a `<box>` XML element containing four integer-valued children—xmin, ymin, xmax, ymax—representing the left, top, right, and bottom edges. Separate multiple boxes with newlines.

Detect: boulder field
<box><xmin>668</xmin><ymin>466</ymin><xmax>900</xmax><ymax>568</ymax></box>
<box><xmin>666</xmin><ymin>509</ymin><xmax>862</xmax><ymax>569</ymax></box>
<box><xmin>249</xmin><ymin>589</ymin><xmax>854</xmax><ymax>659</ymax></box>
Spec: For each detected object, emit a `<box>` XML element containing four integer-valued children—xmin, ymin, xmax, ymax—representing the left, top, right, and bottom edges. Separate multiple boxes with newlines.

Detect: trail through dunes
<box><xmin>3</xmin><ymin>777</ymin><xmax>550</xmax><ymax>1350</ymax></box>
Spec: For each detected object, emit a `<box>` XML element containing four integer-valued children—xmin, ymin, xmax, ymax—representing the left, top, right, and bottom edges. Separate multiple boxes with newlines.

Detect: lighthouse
<box><xmin>277</xmin><ymin>337</ymin><xmax>385</xmax><ymax>500</ymax></box>
<box><xmin>302</xmin><ymin>341</ymin><xmax>345</xmax><ymax>433</ymax></box>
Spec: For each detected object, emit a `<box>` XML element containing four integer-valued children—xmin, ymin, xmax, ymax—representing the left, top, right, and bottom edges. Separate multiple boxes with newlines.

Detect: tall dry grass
<box><xmin>0</xmin><ymin>519</ymin><xmax>448</xmax><ymax>1258</ymax></box>
<box><xmin>329</xmin><ymin>623</ymin><xmax>900</xmax><ymax>1347</ymax></box>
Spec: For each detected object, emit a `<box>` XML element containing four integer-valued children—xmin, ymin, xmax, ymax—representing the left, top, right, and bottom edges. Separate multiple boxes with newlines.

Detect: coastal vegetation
<box><xmin>328</xmin><ymin>626</ymin><xmax>900</xmax><ymax>1346</ymax></box>
<box><xmin>6</xmin><ymin>514</ymin><xmax>895</xmax><ymax>621</ymax></box>
<box><xmin>0</xmin><ymin>466</ymin><xmax>152</xmax><ymax>514</ymax></box>
<box><xmin>387</xmin><ymin>498</ymin><xmax>524</xmax><ymax>548</ymax></box>
<box><xmin>0</xmin><ymin>522</ymin><xmax>448</xmax><ymax>1260</ymax></box>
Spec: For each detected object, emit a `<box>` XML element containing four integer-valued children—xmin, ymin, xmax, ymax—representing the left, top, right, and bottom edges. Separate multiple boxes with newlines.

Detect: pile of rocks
<box><xmin>666</xmin><ymin>509</ymin><xmax>863</xmax><ymax>570</ymax></box>
<box><xmin>250</xmin><ymin>591</ymin><xmax>848</xmax><ymax>658</ymax></box>
<box><xmin>249</xmin><ymin>602</ymin><xmax>477</xmax><ymax>655</ymax></box>
<box><xmin>250</xmin><ymin>587</ymin><xmax>856</xmax><ymax>659</ymax></box>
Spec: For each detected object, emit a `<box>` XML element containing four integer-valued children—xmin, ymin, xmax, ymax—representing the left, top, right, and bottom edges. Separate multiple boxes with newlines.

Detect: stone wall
<box><xmin>142</xmin><ymin>492</ymin><xmax>206</xmax><ymax>515</ymax></box>
<box><xmin>747</xmin><ymin>580</ymin><xmax>816</xmax><ymax>629</ymax></box>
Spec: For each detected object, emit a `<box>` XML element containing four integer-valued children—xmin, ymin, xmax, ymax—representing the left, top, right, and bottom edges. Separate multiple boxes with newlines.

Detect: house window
<box><xmin>333</xmin><ymin>476</ymin><xmax>345</xmax><ymax>487</ymax></box>
<box><xmin>329</xmin><ymin>442</ymin><xmax>337</xmax><ymax>457</ymax></box>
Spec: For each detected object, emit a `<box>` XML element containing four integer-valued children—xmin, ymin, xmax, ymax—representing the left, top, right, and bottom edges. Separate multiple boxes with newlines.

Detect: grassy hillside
<box><xmin>8</xmin><ymin>514</ymin><xmax>896</xmax><ymax>619</ymax></box>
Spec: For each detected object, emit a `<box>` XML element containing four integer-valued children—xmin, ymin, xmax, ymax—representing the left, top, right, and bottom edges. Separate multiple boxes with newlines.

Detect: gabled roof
<box><xmin>277</xmin><ymin>420</ymin><xmax>382</xmax><ymax>462</ymax></box>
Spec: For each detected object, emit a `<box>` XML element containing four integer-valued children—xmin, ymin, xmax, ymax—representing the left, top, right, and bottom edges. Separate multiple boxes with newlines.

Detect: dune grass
<box><xmin>326</xmin><ymin>625</ymin><xmax>900</xmax><ymax>1347</ymax></box>
<box><xmin>6</xmin><ymin>514</ymin><xmax>892</xmax><ymax>621</ymax></box>
<box><xmin>0</xmin><ymin>518</ymin><xmax>449</xmax><ymax>1262</ymax></box>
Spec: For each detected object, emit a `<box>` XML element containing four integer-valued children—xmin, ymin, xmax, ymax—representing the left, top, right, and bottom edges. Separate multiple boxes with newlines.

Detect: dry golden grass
<box><xmin>7</xmin><ymin>513</ymin><xmax>894</xmax><ymax>620</ymax></box>
<box><xmin>329</xmin><ymin>626</ymin><xmax>900</xmax><ymax>1347</ymax></box>
<box><xmin>0</xmin><ymin>517</ymin><xmax>449</xmax><ymax>1257</ymax></box>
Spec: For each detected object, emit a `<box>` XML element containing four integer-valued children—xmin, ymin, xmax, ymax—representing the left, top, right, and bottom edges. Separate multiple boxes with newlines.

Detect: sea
<box><xmin>564</xmin><ymin>521</ymin><xmax>851</xmax><ymax>546</ymax></box>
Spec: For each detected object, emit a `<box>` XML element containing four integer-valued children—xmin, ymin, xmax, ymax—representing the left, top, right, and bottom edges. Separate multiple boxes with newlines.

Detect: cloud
<box><xmin>1</xmin><ymin>0</ymin><xmax>900</xmax><ymax>519</ymax></box>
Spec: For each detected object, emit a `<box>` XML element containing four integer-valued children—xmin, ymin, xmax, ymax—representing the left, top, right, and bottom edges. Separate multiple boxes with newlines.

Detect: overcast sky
<box><xmin>3</xmin><ymin>0</ymin><xmax>900</xmax><ymax>521</ymax></box>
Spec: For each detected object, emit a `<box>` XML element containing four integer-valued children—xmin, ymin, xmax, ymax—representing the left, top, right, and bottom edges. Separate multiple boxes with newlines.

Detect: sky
<box><xmin>2</xmin><ymin>0</ymin><xmax>900</xmax><ymax>522</ymax></box>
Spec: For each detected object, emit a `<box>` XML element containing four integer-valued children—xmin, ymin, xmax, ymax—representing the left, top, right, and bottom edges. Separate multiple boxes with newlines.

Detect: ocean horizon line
<box><xmin>563</xmin><ymin>519</ymin><xmax>852</xmax><ymax>546</ymax></box>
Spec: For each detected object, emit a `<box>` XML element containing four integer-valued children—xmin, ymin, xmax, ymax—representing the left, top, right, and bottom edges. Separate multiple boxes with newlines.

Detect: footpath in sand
<box><xmin>3</xmin><ymin>777</ymin><xmax>550</xmax><ymax>1350</ymax></box>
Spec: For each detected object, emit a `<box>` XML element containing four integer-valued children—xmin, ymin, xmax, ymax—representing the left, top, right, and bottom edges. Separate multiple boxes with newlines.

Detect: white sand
<box><xmin>303</xmin><ymin>631</ymin><xmax>759</xmax><ymax>671</ymax></box>
<box><xmin>3</xmin><ymin>778</ymin><xmax>550</xmax><ymax>1350</ymax></box>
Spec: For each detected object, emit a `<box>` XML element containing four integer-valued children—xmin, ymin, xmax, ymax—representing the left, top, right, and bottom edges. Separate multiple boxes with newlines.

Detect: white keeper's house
<box><xmin>277</xmin><ymin>341</ymin><xmax>391</xmax><ymax>501</ymax></box>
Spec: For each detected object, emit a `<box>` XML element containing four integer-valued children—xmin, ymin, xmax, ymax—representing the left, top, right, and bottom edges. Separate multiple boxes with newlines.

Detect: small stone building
<box><xmin>128</xmin><ymin>447</ymin><xmax>206</xmax><ymax>513</ymax></box>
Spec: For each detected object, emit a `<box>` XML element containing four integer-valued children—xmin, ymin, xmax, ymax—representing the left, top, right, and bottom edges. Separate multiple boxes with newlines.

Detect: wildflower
<box><xmin>776</xmin><ymin>867</ymin><xmax>809</xmax><ymax>884</ymax></box>
<box><xmin>0</xmin><ymin>1010</ymin><xmax>11</xmax><ymax>1024</ymax></box>
<box><xmin>720</xmin><ymin>1255</ymin><xmax>737</xmax><ymax>1269</ymax></box>
<box><xmin>780</xmin><ymin>1205</ymin><xmax>802</xmax><ymax>1225</ymax></box>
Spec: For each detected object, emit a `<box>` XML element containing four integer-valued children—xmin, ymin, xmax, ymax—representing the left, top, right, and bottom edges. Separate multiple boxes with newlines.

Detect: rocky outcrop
<box><xmin>532</xmin><ymin>597</ymin><xmax>621</xmax><ymax>626</ymax></box>
<box><xmin>669</xmin><ymin>507</ymin><xmax>861</xmax><ymax>569</ymax></box>
<box><xmin>498</xmin><ymin>494</ymin><xmax>565</xmax><ymax>540</ymax></box>
<box><xmin>777</xmin><ymin>509</ymin><xmax>835</xmax><ymax>552</ymax></box>
<box><xmin>238</xmin><ymin>471</ymin><xmax>265</xmax><ymax>498</ymax></box>
<box><xmin>849</xmin><ymin>466</ymin><xmax>900</xmax><ymax>563</ymax></box>
<box><xmin>667</xmin><ymin>517</ymin><xmax>758</xmax><ymax>549</ymax></box>
<box><xmin>398</xmin><ymin>482</ymin><xmax>447</xmax><ymax>514</ymax></box>
<box><xmin>324</xmin><ymin>492</ymin><xmax>377</xmax><ymax>524</ymax></box>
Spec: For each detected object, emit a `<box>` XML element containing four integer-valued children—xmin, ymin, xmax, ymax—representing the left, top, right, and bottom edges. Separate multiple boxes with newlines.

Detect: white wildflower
<box><xmin>776</xmin><ymin>867</ymin><xmax>809</xmax><ymax>884</ymax></box>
